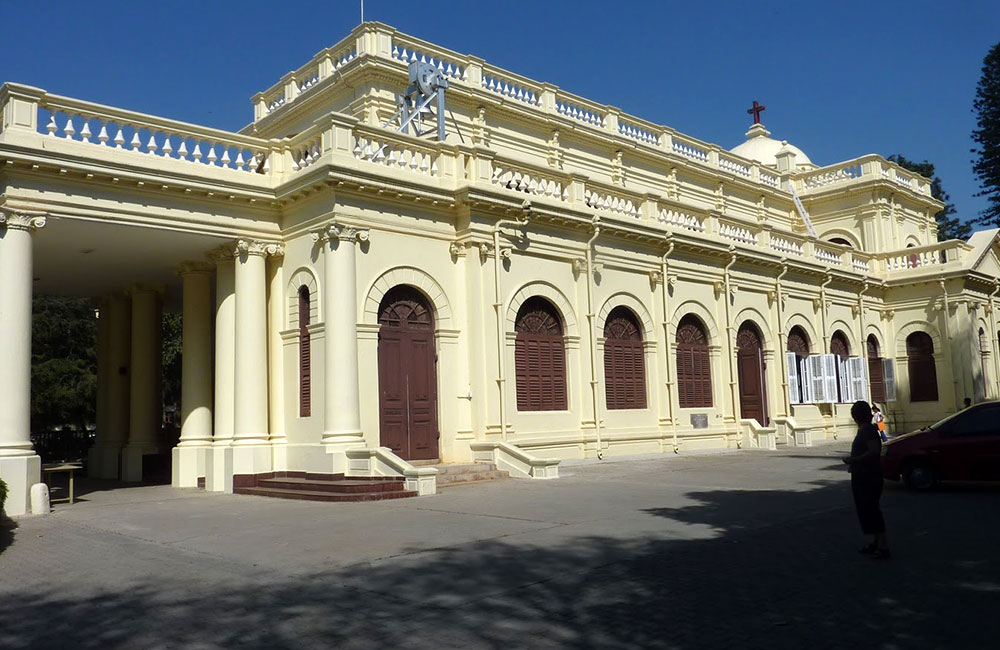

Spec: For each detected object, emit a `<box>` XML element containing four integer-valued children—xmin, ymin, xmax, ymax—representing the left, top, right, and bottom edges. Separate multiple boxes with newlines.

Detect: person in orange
<box><xmin>844</xmin><ymin>400</ymin><xmax>890</xmax><ymax>559</ymax></box>
<box><xmin>872</xmin><ymin>404</ymin><xmax>887</xmax><ymax>442</ymax></box>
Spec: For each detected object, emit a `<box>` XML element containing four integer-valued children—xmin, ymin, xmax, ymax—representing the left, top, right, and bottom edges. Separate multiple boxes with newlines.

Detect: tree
<box><xmin>888</xmin><ymin>154</ymin><xmax>971</xmax><ymax>241</ymax></box>
<box><xmin>972</xmin><ymin>42</ymin><xmax>1000</xmax><ymax>227</ymax></box>
<box><xmin>31</xmin><ymin>296</ymin><xmax>98</xmax><ymax>431</ymax></box>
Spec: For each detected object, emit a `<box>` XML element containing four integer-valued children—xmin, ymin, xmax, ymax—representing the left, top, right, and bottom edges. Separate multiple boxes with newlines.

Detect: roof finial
<box><xmin>747</xmin><ymin>100</ymin><xmax>766</xmax><ymax>125</ymax></box>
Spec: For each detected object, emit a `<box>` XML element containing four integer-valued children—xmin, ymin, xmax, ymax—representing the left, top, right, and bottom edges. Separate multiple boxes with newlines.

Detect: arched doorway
<box><xmin>736</xmin><ymin>322</ymin><xmax>768</xmax><ymax>425</ymax></box>
<box><xmin>514</xmin><ymin>297</ymin><xmax>568</xmax><ymax>411</ymax></box>
<box><xmin>377</xmin><ymin>286</ymin><xmax>439</xmax><ymax>460</ymax></box>
<box><xmin>867</xmin><ymin>334</ymin><xmax>885</xmax><ymax>403</ymax></box>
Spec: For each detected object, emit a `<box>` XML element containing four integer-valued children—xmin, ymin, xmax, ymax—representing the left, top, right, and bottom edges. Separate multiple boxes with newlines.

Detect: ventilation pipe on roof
<box><xmin>584</xmin><ymin>218</ymin><xmax>603</xmax><ymax>458</ymax></box>
<box><xmin>493</xmin><ymin>202</ymin><xmax>531</xmax><ymax>442</ymax></box>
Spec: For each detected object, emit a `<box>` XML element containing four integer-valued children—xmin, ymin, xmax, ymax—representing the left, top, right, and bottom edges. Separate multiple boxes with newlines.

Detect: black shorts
<box><xmin>851</xmin><ymin>472</ymin><xmax>885</xmax><ymax>535</ymax></box>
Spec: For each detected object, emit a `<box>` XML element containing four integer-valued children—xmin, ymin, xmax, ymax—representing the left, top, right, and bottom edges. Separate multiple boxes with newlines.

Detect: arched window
<box><xmin>830</xmin><ymin>330</ymin><xmax>851</xmax><ymax>403</ymax></box>
<box><xmin>676</xmin><ymin>315</ymin><xmax>712</xmax><ymax>408</ymax></box>
<box><xmin>829</xmin><ymin>237</ymin><xmax>853</xmax><ymax>247</ymax></box>
<box><xmin>514</xmin><ymin>297</ymin><xmax>567</xmax><ymax>411</ymax></box>
<box><xmin>906</xmin><ymin>331</ymin><xmax>938</xmax><ymax>402</ymax></box>
<box><xmin>787</xmin><ymin>326</ymin><xmax>810</xmax><ymax>357</ymax></box>
<box><xmin>298</xmin><ymin>285</ymin><xmax>311</xmax><ymax>417</ymax></box>
<box><xmin>603</xmin><ymin>307</ymin><xmax>646</xmax><ymax>410</ymax></box>
<box><xmin>867</xmin><ymin>334</ymin><xmax>885</xmax><ymax>403</ymax></box>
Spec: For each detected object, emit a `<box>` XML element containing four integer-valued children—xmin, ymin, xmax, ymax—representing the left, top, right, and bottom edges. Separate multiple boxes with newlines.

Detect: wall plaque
<box><xmin>690</xmin><ymin>414</ymin><xmax>709</xmax><ymax>429</ymax></box>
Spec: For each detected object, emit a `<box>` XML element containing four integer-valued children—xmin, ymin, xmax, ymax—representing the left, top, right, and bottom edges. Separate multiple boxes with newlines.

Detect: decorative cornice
<box><xmin>0</xmin><ymin>211</ymin><xmax>47</xmax><ymax>232</ymax></box>
<box><xmin>175</xmin><ymin>260</ymin><xmax>214</xmax><ymax>276</ymax></box>
<box><xmin>310</xmin><ymin>221</ymin><xmax>370</xmax><ymax>244</ymax></box>
<box><xmin>234</xmin><ymin>238</ymin><xmax>284</xmax><ymax>257</ymax></box>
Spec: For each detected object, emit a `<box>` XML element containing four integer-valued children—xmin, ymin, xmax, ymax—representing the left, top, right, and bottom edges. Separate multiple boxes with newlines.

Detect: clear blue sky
<box><xmin>3</xmin><ymin>0</ymin><xmax>997</xmax><ymax>228</ymax></box>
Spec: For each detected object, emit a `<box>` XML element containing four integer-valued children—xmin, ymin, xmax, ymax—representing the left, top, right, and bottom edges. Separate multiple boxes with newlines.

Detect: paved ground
<box><xmin>2</xmin><ymin>442</ymin><xmax>998</xmax><ymax>650</ymax></box>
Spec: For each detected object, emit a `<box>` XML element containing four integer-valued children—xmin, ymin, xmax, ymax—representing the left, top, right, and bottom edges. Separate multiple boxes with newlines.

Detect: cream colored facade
<box><xmin>2</xmin><ymin>22</ymin><xmax>998</xmax><ymax>516</ymax></box>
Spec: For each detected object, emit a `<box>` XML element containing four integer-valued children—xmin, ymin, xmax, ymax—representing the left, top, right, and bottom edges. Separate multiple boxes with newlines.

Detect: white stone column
<box><xmin>88</xmin><ymin>296</ymin><xmax>112</xmax><ymax>478</ymax></box>
<box><xmin>231</xmin><ymin>239</ymin><xmax>282</xmax><ymax>478</ymax></box>
<box><xmin>206</xmin><ymin>250</ymin><xmax>235</xmax><ymax>492</ymax></box>
<box><xmin>121</xmin><ymin>285</ymin><xmax>163</xmax><ymax>482</ymax></box>
<box><xmin>315</xmin><ymin>223</ymin><xmax>368</xmax><ymax>469</ymax></box>
<box><xmin>266</xmin><ymin>256</ymin><xmax>287</xmax><ymax>470</ymax></box>
<box><xmin>103</xmin><ymin>293</ymin><xmax>132</xmax><ymax>478</ymax></box>
<box><xmin>171</xmin><ymin>262</ymin><xmax>214</xmax><ymax>487</ymax></box>
<box><xmin>0</xmin><ymin>212</ymin><xmax>45</xmax><ymax>517</ymax></box>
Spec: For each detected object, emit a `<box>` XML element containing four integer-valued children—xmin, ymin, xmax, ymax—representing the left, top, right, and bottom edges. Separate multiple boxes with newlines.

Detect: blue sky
<box><xmin>2</xmin><ymin>0</ymin><xmax>997</xmax><ymax>228</ymax></box>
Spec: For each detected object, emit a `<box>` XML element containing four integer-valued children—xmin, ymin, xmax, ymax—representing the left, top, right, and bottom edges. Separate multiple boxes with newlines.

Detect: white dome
<box><xmin>730</xmin><ymin>124</ymin><xmax>812</xmax><ymax>168</ymax></box>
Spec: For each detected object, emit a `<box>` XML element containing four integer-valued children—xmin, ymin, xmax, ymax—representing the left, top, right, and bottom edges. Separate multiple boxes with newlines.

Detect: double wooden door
<box><xmin>377</xmin><ymin>287</ymin><xmax>439</xmax><ymax>461</ymax></box>
<box><xmin>736</xmin><ymin>323</ymin><xmax>769</xmax><ymax>426</ymax></box>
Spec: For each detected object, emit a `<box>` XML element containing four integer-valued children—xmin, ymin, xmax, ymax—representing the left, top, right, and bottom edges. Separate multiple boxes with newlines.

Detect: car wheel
<box><xmin>903</xmin><ymin>461</ymin><xmax>936</xmax><ymax>490</ymax></box>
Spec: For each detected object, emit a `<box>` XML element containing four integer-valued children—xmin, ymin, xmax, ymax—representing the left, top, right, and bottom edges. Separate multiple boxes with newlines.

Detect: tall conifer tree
<box><xmin>972</xmin><ymin>42</ymin><xmax>1000</xmax><ymax>226</ymax></box>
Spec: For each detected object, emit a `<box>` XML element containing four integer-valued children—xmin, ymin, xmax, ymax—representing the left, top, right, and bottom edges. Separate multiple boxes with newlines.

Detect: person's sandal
<box><xmin>858</xmin><ymin>543</ymin><xmax>877</xmax><ymax>554</ymax></box>
<box><xmin>870</xmin><ymin>548</ymin><xmax>891</xmax><ymax>560</ymax></box>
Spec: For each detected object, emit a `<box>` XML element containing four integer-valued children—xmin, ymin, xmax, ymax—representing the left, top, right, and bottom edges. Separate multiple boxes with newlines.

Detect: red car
<box><xmin>881</xmin><ymin>401</ymin><xmax>1000</xmax><ymax>489</ymax></box>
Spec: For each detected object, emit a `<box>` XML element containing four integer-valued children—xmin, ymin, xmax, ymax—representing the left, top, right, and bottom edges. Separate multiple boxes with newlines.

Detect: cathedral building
<box><xmin>2</xmin><ymin>22</ymin><xmax>997</xmax><ymax>516</ymax></box>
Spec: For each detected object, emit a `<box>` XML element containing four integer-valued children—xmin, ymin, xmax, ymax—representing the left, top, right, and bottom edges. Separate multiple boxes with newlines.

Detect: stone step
<box><xmin>257</xmin><ymin>477</ymin><xmax>409</xmax><ymax>494</ymax></box>
<box><xmin>433</xmin><ymin>463</ymin><xmax>499</xmax><ymax>475</ymax></box>
<box><xmin>236</xmin><ymin>486</ymin><xmax>417</xmax><ymax>502</ymax></box>
<box><xmin>435</xmin><ymin>468</ymin><xmax>510</xmax><ymax>487</ymax></box>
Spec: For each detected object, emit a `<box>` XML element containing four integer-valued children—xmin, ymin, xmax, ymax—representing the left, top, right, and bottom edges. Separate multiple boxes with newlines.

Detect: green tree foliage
<box><xmin>162</xmin><ymin>311</ymin><xmax>183</xmax><ymax>420</ymax></box>
<box><xmin>888</xmin><ymin>154</ymin><xmax>971</xmax><ymax>241</ymax></box>
<box><xmin>31</xmin><ymin>296</ymin><xmax>97</xmax><ymax>431</ymax></box>
<box><xmin>972</xmin><ymin>42</ymin><xmax>1000</xmax><ymax>227</ymax></box>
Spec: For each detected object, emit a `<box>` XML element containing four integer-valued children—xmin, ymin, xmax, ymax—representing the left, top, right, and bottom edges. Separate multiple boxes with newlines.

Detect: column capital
<box><xmin>174</xmin><ymin>260</ymin><xmax>214</xmax><ymax>276</ymax></box>
<box><xmin>234</xmin><ymin>238</ymin><xmax>284</xmax><ymax>258</ymax></box>
<box><xmin>0</xmin><ymin>210</ymin><xmax>47</xmax><ymax>232</ymax></box>
<box><xmin>311</xmin><ymin>221</ymin><xmax>370</xmax><ymax>245</ymax></box>
<box><xmin>206</xmin><ymin>245</ymin><xmax>235</xmax><ymax>264</ymax></box>
<box><xmin>126</xmin><ymin>283</ymin><xmax>165</xmax><ymax>297</ymax></box>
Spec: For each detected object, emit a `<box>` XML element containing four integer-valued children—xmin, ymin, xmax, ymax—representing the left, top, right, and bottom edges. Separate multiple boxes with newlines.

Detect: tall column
<box><xmin>171</xmin><ymin>262</ymin><xmax>214</xmax><ymax>487</ymax></box>
<box><xmin>231</xmin><ymin>239</ymin><xmax>282</xmax><ymax>478</ymax></box>
<box><xmin>266</xmin><ymin>256</ymin><xmax>287</xmax><ymax>470</ymax></box>
<box><xmin>316</xmin><ymin>223</ymin><xmax>368</xmax><ymax>467</ymax></box>
<box><xmin>121</xmin><ymin>285</ymin><xmax>163</xmax><ymax>482</ymax></box>
<box><xmin>206</xmin><ymin>249</ymin><xmax>235</xmax><ymax>492</ymax></box>
<box><xmin>102</xmin><ymin>293</ymin><xmax>132</xmax><ymax>478</ymax></box>
<box><xmin>0</xmin><ymin>212</ymin><xmax>45</xmax><ymax>517</ymax></box>
<box><xmin>88</xmin><ymin>296</ymin><xmax>113</xmax><ymax>478</ymax></box>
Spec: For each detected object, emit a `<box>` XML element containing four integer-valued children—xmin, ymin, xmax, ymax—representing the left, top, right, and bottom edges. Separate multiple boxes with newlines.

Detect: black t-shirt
<box><xmin>850</xmin><ymin>422</ymin><xmax>882</xmax><ymax>475</ymax></box>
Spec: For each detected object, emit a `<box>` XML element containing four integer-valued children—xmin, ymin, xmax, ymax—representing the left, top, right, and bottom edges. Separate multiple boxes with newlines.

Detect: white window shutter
<box><xmin>883</xmin><ymin>358</ymin><xmax>897</xmax><ymax>402</ymax></box>
<box><xmin>808</xmin><ymin>355</ymin><xmax>826</xmax><ymax>403</ymax></box>
<box><xmin>839</xmin><ymin>357</ymin><xmax>851</xmax><ymax>403</ymax></box>
<box><xmin>786</xmin><ymin>352</ymin><xmax>801</xmax><ymax>405</ymax></box>
<box><xmin>850</xmin><ymin>357</ymin><xmax>869</xmax><ymax>403</ymax></box>
<box><xmin>822</xmin><ymin>354</ymin><xmax>839</xmax><ymax>404</ymax></box>
<box><xmin>800</xmin><ymin>357</ymin><xmax>812</xmax><ymax>403</ymax></box>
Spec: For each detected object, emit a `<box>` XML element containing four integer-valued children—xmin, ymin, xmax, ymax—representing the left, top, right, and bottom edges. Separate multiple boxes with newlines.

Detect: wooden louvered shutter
<box><xmin>676</xmin><ymin>315</ymin><xmax>711</xmax><ymax>408</ymax></box>
<box><xmin>298</xmin><ymin>286</ymin><xmax>311</xmax><ymax>417</ymax></box>
<box><xmin>515</xmin><ymin>298</ymin><xmax>567</xmax><ymax>411</ymax></box>
<box><xmin>604</xmin><ymin>308</ymin><xmax>646</xmax><ymax>410</ymax></box>
<box><xmin>907</xmin><ymin>332</ymin><xmax>938</xmax><ymax>402</ymax></box>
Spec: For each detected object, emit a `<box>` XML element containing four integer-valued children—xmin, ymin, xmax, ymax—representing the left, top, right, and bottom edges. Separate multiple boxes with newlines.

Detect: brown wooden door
<box><xmin>377</xmin><ymin>287</ymin><xmax>439</xmax><ymax>460</ymax></box>
<box><xmin>867</xmin><ymin>336</ymin><xmax>885</xmax><ymax>404</ymax></box>
<box><xmin>736</xmin><ymin>323</ymin><xmax>768</xmax><ymax>425</ymax></box>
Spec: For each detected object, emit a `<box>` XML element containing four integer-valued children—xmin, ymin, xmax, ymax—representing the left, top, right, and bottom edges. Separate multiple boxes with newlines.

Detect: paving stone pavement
<box><xmin>1</xmin><ymin>442</ymin><xmax>998</xmax><ymax>649</ymax></box>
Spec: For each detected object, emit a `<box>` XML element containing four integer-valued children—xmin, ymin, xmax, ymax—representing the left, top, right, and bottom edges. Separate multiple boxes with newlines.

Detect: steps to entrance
<box><xmin>232</xmin><ymin>472</ymin><xmax>417</xmax><ymax>502</ymax></box>
<box><xmin>432</xmin><ymin>463</ymin><xmax>510</xmax><ymax>488</ymax></box>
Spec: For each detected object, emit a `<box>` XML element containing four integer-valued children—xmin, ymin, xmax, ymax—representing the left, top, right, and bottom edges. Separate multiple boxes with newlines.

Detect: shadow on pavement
<box><xmin>1</xmin><ymin>479</ymin><xmax>997</xmax><ymax>649</ymax></box>
<box><xmin>0</xmin><ymin>516</ymin><xmax>15</xmax><ymax>555</ymax></box>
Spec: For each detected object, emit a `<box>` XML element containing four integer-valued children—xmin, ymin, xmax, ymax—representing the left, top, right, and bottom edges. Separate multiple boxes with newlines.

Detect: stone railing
<box><xmin>24</xmin><ymin>89</ymin><xmax>271</xmax><ymax>175</ymax></box>
<box><xmin>770</xmin><ymin>233</ymin><xmax>805</xmax><ymax>257</ymax></box>
<box><xmin>255</xmin><ymin>41</ymin><xmax>358</xmax><ymax>119</ymax></box>
<box><xmin>795</xmin><ymin>155</ymin><xmax>933</xmax><ymax>197</ymax></box>
<box><xmin>618</xmin><ymin>119</ymin><xmax>659</xmax><ymax>146</ymax></box>
<box><xmin>481</xmin><ymin>66</ymin><xmax>542</xmax><ymax>107</ymax></box>
<box><xmin>584</xmin><ymin>186</ymin><xmax>641</xmax><ymax>218</ymax></box>
<box><xmin>658</xmin><ymin>207</ymin><xmax>704</xmax><ymax>233</ymax></box>
<box><xmin>875</xmin><ymin>240</ymin><xmax>969</xmax><ymax>273</ymax></box>
<box><xmin>555</xmin><ymin>92</ymin><xmax>606</xmax><ymax>128</ymax></box>
<box><xmin>491</xmin><ymin>160</ymin><xmax>568</xmax><ymax>201</ymax></box>
<box><xmin>352</xmin><ymin>125</ymin><xmax>439</xmax><ymax>178</ymax></box>
<box><xmin>799</xmin><ymin>161</ymin><xmax>863</xmax><ymax>190</ymax></box>
<box><xmin>288</xmin><ymin>127</ymin><xmax>323</xmax><ymax>172</ymax></box>
<box><xmin>671</xmin><ymin>134</ymin><xmax>710</xmax><ymax>163</ymax></box>
<box><xmin>390</xmin><ymin>40</ymin><xmax>467</xmax><ymax>82</ymax></box>
<box><xmin>718</xmin><ymin>221</ymin><xmax>758</xmax><ymax>245</ymax></box>
<box><xmin>813</xmin><ymin>242</ymin><xmax>843</xmax><ymax>266</ymax></box>
<box><xmin>718</xmin><ymin>153</ymin><xmax>751</xmax><ymax>178</ymax></box>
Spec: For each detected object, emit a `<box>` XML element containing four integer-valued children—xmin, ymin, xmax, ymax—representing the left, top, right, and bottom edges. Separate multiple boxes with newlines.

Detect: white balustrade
<box><xmin>719</xmin><ymin>223</ymin><xmax>758</xmax><ymax>245</ymax></box>
<box><xmin>263</xmin><ymin>45</ymin><xmax>356</xmax><ymax>116</ymax></box>
<box><xmin>801</xmin><ymin>163</ymin><xmax>863</xmax><ymax>189</ymax></box>
<box><xmin>297</xmin><ymin>67</ymin><xmax>320</xmax><ymax>94</ymax></box>
<box><xmin>672</xmin><ymin>138</ymin><xmax>709</xmax><ymax>163</ymax></box>
<box><xmin>760</xmin><ymin>172</ymin><xmax>779</xmax><ymax>188</ymax></box>
<box><xmin>556</xmin><ymin>99</ymin><xmax>605</xmax><ymax>127</ymax></box>
<box><xmin>290</xmin><ymin>135</ymin><xmax>322</xmax><ymax>172</ymax></box>
<box><xmin>658</xmin><ymin>208</ymin><xmax>704</xmax><ymax>232</ymax></box>
<box><xmin>814</xmin><ymin>246</ymin><xmax>841</xmax><ymax>265</ymax></box>
<box><xmin>482</xmin><ymin>73</ymin><xmax>540</xmax><ymax>106</ymax></box>
<box><xmin>884</xmin><ymin>249</ymin><xmax>942</xmax><ymax>271</ymax></box>
<box><xmin>39</xmin><ymin>106</ymin><xmax>268</xmax><ymax>174</ymax></box>
<box><xmin>491</xmin><ymin>164</ymin><xmax>567</xmax><ymax>200</ymax></box>
<box><xmin>851</xmin><ymin>255</ymin><xmax>870</xmax><ymax>273</ymax></box>
<box><xmin>584</xmin><ymin>188</ymin><xmax>640</xmax><ymax>218</ymax></box>
<box><xmin>770</xmin><ymin>235</ymin><xmax>803</xmax><ymax>256</ymax></box>
<box><xmin>353</xmin><ymin>135</ymin><xmax>437</xmax><ymax>177</ymax></box>
<box><xmin>618</xmin><ymin>121</ymin><xmax>659</xmax><ymax>145</ymax></box>
<box><xmin>719</xmin><ymin>155</ymin><xmax>751</xmax><ymax>178</ymax></box>
<box><xmin>391</xmin><ymin>43</ymin><xmax>465</xmax><ymax>81</ymax></box>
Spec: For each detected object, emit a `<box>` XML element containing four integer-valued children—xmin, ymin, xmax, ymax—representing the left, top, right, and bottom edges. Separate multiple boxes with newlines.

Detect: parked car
<box><xmin>881</xmin><ymin>401</ymin><xmax>1000</xmax><ymax>489</ymax></box>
